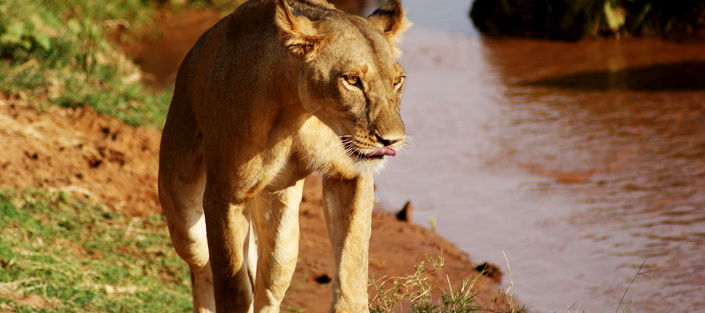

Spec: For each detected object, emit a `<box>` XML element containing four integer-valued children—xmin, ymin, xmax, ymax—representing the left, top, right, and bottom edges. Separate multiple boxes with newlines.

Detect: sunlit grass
<box><xmin>369</xmin><ymin>254</ymin><xmax>527</xmax><ymax>313</ymax></box>
<box><xmin>0</xmin><ymin>0</ymin><xmax>177</xmax><ymax>128</ymax></box>
<box><xmin>0</xmin><ymin>189</ymin><xmax>192</xmax><ymax>312</ymax></box>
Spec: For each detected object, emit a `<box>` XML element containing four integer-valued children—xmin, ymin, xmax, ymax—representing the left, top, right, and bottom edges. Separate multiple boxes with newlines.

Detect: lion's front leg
<box><xmin>203</xmin><ymin>186</ymin><xmax>256</xmax><ymax>313</ymax></box>
<box><xmin>322</xmin><ymin>175</ymin><xmax>375</xmax><ymax>313</ymax></box>
<box><xmin>250</xmin><ymin>180</ymin><xmax>304</xmax><ymax>312</ymax></box>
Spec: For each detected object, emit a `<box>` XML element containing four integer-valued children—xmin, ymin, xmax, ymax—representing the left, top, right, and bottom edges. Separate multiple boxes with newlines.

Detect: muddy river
<box><xmin>134</xmin><ymin>1</ymin><xmax>705</xmax><ymax>312</ymax></box>
<box><xmin>373</xmin><ymin>1</ymin><xmax>705</xmax><ymax>312</ymax></box>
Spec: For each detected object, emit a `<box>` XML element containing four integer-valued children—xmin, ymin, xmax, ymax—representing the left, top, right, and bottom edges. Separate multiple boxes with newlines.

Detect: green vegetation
<box><xmin>369</xmin><ymin>254</ymin><xmax>526</xmax><ymax>313</ymax></box>
<box><xmin>0</xmin><ymin>189</ymin><xmax>520</xmax><ymax>313</ymax></box>
<box><xmin>0</xmin><ymin>189</ymin><xmax>524</xmax><ymax>313</ymax></box>
<box><xmin>0</xmin><ymin>0</ymin><xmax>181</xmax><ymax>127</ymax></box>
<box><xmin>0</xmin><ymin>189</ymin><xmax>192</xmax><ymax>312</ymax></box>
<box><xmin>368</xmin><ymin>255</ymin><xmax>479</xmax><ymax>313</ymax></box>
<box><xmin>470</xmin><ymin>0</ymin><xmax>705</xmax><ymax>40</ymax></box>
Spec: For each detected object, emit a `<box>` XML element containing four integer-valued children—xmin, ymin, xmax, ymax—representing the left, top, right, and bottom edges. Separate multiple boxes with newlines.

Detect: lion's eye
<box><xmin>393</xmin><ymin>76</ymin><xmax>404</xmax><ymax>87</ymax></box>
<box><xmin>344</xmin><ymin>75</ymin><xmax>362</xmax><ymax>88</ymax></box>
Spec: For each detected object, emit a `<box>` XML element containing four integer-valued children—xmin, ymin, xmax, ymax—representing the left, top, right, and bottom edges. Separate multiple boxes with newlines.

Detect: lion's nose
<box><xmin>376</xmin><ymin>134</ymin><xmax>404</xmax><ymax>147</ymax></box>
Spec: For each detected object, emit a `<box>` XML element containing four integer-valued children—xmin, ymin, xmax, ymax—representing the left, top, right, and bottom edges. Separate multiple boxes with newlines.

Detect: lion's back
<box><xmin>171</xmin><ymin>0</ymin><xmax>281</xmax><ymax>128</ymax></box>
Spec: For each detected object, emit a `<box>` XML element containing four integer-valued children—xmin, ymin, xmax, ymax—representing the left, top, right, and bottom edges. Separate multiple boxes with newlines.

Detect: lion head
<box><xmin>275</xmin><ymin>0</ymin><xmax>411</xmax><ymax>174</ymax></box>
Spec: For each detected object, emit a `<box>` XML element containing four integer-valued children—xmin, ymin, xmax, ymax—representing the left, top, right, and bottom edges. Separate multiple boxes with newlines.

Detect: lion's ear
<box><xmin>275</xmin><ymin>0</ymin><xmax>327</xmax><ymax>62</ymax></box>
<box><xmin>367</xmin><ymin>0</ymin><xmax>411</xmax><ymax>58</ymax></box>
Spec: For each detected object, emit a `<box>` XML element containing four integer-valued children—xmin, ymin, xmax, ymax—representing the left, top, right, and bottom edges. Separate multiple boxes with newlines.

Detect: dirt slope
<box><xmin>0</xmin><ymin>98</ymin><xmax>513</xmax><ymax>312</ymax></box>
<box><xmin>0</xmin><ymin>100</ymin><xmax>161</xmax><ymax>216</ymax></box>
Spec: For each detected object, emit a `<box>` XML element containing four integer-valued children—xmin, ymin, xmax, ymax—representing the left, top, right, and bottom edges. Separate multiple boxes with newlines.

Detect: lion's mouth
<box><xmin>355</xmin><ymin>151</ymin><xmax>385</xmax><ymax>160</ymax></box>
<box><xmin>342</xmin><ymin>141</ymin><xmax>395</xmax><ymax>160</ymax></box>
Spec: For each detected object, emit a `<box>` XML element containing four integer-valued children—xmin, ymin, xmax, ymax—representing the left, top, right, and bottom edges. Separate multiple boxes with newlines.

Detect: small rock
<box><xmin>314</xmin><ymin>274</ymin><xmax>331</xmax><ymax>284</ymax></box>
<box><xmin>395</xmin><ymin>200</ymin><xmax>413</xmax><ymax>223</ymax></box>
<box><xmin>475</xmin><ymin>262</ymin><xmax>503</xmax><ymax>284</ymax></box>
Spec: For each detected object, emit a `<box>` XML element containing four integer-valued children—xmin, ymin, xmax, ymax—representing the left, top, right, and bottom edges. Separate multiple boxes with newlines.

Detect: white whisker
<box><xmin>403</xmin><ymin>134</ymin><xmax>417</xmax><ymax>147</ymax></box>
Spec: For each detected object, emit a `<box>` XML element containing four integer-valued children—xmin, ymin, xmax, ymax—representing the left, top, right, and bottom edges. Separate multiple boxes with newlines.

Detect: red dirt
<box><xmin>0</xmin><ymin>100</ymin><xmax>161</xmax><ymax>217</ymax></box>
<box><xmin>120</xmin><ymin>8</ymin><xmax>225</xmax><ymax>89</ymax></box>
<box><xmin>0</xmin><ymin>98</ymin><xmax>514</xmax><ymax>312</ymax></box>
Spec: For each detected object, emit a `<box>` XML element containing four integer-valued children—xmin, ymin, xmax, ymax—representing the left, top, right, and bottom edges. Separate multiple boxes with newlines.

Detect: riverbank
<box><xmin>0</xmin><ymin>96</ymin><xmax>517</xmax><ymax>312</ymax></box>
<box><xmin>470</xmin><ymin>0</ymin><xmax>705</xmax><ymax>40</ymax></box>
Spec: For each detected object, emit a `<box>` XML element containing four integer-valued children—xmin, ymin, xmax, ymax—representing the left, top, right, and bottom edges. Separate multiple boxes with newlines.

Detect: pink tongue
<box><xmin>366</xmin><ymin>147</ymin><xmax>397</xmax><ymax>157</ymax></box>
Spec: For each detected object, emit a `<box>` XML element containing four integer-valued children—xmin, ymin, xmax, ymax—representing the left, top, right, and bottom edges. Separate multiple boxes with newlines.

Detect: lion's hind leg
<box><xmin>158</xmin><ymin>97</ymin><xmax>214</xmax><ymax>313</ymax></box>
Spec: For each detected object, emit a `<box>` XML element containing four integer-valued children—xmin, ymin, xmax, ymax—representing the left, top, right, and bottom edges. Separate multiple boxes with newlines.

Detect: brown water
<box><xmin>375</xmin><ymin>28</ymin><xmax>705</xmax><ymax>313</ymax></box>
<box><xmin>132</xmin><ymin>2</ymin><xmax>705</xmax><ymax>312</ymax></box>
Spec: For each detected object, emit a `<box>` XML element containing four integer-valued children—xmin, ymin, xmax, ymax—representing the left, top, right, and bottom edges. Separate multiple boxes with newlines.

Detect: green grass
<box><xmin>0</xmin><ymin>0</ymin><xmax>179</xmax><ymax>128</ymax></box>
<box><xmin>368</xmin><ymin>254</ymin><xmax>527</xmax><ymax>313</ymax></box>
<box><xmin>0</xmin><ymin>189</ymin><xmax>513</xmax><ymax>313</ymax></box>
<box><xmin>0</xmin><ymin>189</ymin><xmax>192</xmax><ymax>312</ymax></box>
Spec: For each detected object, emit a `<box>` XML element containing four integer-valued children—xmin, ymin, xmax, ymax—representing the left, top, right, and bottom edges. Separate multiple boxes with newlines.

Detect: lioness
<box><xmin>158</xmin><ymin>0</ymin><xmax>409</xmax><ymax>312</ymax></box>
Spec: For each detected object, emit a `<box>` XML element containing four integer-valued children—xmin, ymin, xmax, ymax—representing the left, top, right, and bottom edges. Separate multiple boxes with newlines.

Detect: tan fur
<box><xmin>158</xmin><ymin>0</ymin><xmax>408</xmax><ymax>312</ymax></box>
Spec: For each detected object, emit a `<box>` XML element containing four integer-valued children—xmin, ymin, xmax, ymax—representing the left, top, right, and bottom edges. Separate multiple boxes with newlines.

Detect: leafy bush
<box><xmin>0</xmin><ymin>0</ymin><xmax>172</xmax><ymax>128</ymax></box>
